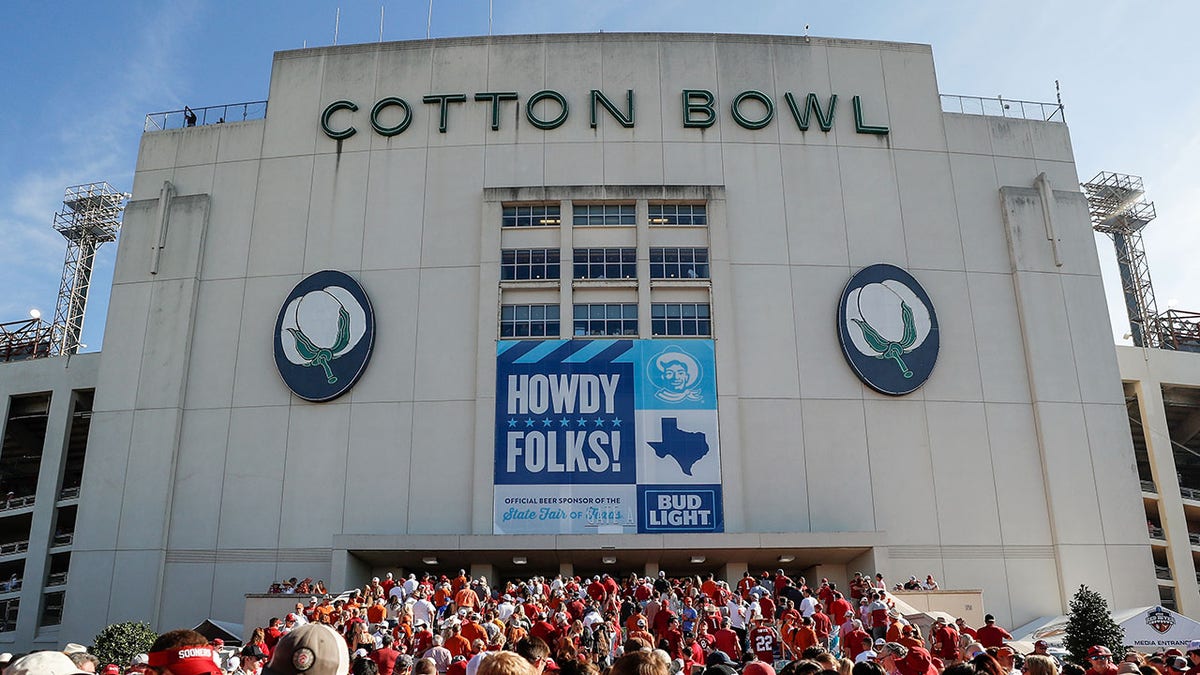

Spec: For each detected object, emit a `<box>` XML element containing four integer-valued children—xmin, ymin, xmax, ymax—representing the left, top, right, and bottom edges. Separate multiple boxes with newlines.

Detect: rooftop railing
<box><xmin>145</xmin><ymin>100</ymin><xmax>268</xmax><ymax>132</ymax></box>
<box><xmin>1141</xmin><ymin>480</ymin><xmax>1158</xmax><ymax>494</ymax></box>
<box><xmin>940</xmin><ymin>94</ymin><xmax>1065</xmax><ymax>123</ymax></box>
<box><xmin>1149</xmin><ymin>524</ymin><xmax>1166</xmax><ymax>540</ymax></box>
<box><xmin>1181</xmin><ymin>485</ymin><xmax>1200</xmax><ymax>502</ymax></box>
<box><xmin>1155</xmin><ymin>564</ymin><xmax>1173</xmax><ymax>581</ymax></box>
<box><xmin>51</xmin><ymin>532</ymin><xmax>73</xmax><ymax>548</ymax></box>
<box><xmin>58</xmin><ymin>486</ymin><xmax>80</xmax><ymax>501</ymax></box>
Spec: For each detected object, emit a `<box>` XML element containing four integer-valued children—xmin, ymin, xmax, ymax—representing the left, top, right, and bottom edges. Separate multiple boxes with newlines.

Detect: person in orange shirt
<box><xmin>786</xmin><ymin>616</ymin><xmax>818</xmax><ymax>659</ymax></box>
<box><xmin>367</xmin><ymin>598</ymin><xmax>388</xmax><ymax>624</ymax></box>
<box><xmin>462</xmin><ymin>614</ymin><xmax>488</xmax><ymax>645</ymax></box>
<box><xmin>898</xmin><ymin>624</ymin><xmax>924</xmax><ymax>651</ymax></box>
<box><xmin>886</xmin><ymin>614</ymin><xmax>904</xmax><ymax>643</ymax></box>
<box><xmin>455</xmin><ymin>586</ymin><xmax>480</xmax><ymax>614</ymax></box>
<box><xmin>445</xmin><ymin>622</ymin><xmax>472</xmax><ymax>659</ymax></box>
<box><xmin>701</xmin><ymin>573</ymin><xmax>719</xmax><ymax>602</ymax></box>
<box><xmin>451</xmin><ymin>570</ymin><xmax>470</xmax><ymax>595</ymax></box>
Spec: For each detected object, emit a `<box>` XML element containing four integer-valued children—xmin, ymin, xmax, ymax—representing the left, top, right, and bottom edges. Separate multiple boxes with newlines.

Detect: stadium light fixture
<box><xmin>778</xmin><ymin>555</ymin><xmax>795</xmax><ymax>564</ymax></box>
<box><xmin>422</xmin><ymin>556</ymin><xmax>438</xmax><ymax>565</ymax></box>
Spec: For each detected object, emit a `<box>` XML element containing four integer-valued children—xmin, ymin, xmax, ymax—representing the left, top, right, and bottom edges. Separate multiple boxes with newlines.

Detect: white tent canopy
<box><xmin>1013</xmin><ymin>606</ymin><xmax>1200</xmax><ymax>652</ymax></box>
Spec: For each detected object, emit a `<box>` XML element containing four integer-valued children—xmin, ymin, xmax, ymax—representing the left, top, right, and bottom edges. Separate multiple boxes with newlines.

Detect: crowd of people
<box><xmin>4</xmin><ymin>570</ymin><xmax>1200</xmax><ymax>675</ymax></box>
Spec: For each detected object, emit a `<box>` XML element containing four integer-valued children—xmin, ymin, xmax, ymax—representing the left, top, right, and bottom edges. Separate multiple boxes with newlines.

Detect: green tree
<box><xmin>1063</xmin><ymin>584</ymin><xmax>1125</xmax><ymax>666</ymax></box>
<box><xmin>92</xmin><ymin>621</ymin><xmax>158</xmax><ymax>668</ymax></box>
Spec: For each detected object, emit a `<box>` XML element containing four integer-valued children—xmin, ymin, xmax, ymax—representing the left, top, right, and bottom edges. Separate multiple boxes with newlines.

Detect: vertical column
<box><xmin>644</xmin><ymin>562</ymin><xmax>660</xmax><ymax>580</ymax></box>
<box><xmin>721</xmin><ymin>562</ymin><xmax>748</xmax><ymax>589</ymax></box>
<box><xmin>636</xmin><ymin>199</ymin><xmax>651</xmax><ymax>338</ymax></box>
<box><xmin>473</xmin><ymin>199</ymin><xmax>504</xmax><ymax>534</ymax></box>
<box><xmin>559</xmin><ymin>562</ymin><xmax>574</xmax><ymax>579</ymax></box>
<box><xmin>1135</xmin><ymin>381</ymin><xmax>1200</xmax><ymax>615</ymax></box>
<box><xmin>560</xmin><ymin>199</ymin><xmax>574</xmax><ymax>339</ymax></box>
<box><xmin>15</xmin><ymin>387</ymin><xmax>73</xmax><ymax>644</ymax></box>
<box><xmin>470</xmin><ymin>564</ymin><xmax>495</xmax><ymax>589</ymax></box>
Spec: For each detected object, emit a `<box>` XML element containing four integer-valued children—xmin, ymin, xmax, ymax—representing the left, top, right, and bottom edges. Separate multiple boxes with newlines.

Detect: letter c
<box><xmin>321</xmin><ymin>100</ymin><xmax>358</xmax><ymax>140</ymax></box>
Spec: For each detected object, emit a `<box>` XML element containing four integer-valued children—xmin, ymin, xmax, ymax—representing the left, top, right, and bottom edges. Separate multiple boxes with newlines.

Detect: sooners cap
<box><xmin>103</xmin><ymin>665</ymin><xmax>122</xmax><ymax>675</ymax></box>
<box><xmin>1088</xmin><ymin>646</ymin><xmax>1113</xmax><ymax>659</ymax></box>
<box><xmin>148</xmin><ymin>645</ymin><xmax>222</xmax><ymax>675</ymax></box>
<box><xmin>264</xmin><ymin>623</ymin><xmax>349</xmax><ymax>675</ymax></box>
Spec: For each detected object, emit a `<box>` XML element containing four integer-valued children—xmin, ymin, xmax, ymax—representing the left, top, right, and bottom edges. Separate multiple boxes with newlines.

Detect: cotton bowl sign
<box><xmin>494</xmin><ymin>339</ymin><xmax>724</xmax><ymax>535</ymax></box>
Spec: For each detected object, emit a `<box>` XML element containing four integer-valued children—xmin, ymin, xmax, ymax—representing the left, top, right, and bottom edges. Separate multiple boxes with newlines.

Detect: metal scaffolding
<box><xmin>1083</xmin><ymin>171</ymin><xmax>1200</xmax><ymax>352</ymax></box>
<box><xmin>49</xmin><ymin>182</ymin><xmax>129</xmax><ymax>356</ymax></box>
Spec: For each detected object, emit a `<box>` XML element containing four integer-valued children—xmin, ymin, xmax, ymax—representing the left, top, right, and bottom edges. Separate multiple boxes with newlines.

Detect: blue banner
<box><xmin>495</xmin><ymin>339</ymin><xmax>723</xmax><ymax>534</ymax></box>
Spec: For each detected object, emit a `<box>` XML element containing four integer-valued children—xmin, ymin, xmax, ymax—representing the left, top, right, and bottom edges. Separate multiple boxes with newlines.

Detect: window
<box><xmin>574</xmin><ymin>304</ymin><xmax>638</xmax><ymax>337</ymax></box>
<box><xmin>652</xmin><ymin>303</ymin><xmax>711</xmax><ymax>336</ymax></box>
<box><xmin>573</xmin><ymin>203</ymin><xmax>635</xmax><ymax>226</ymax></box>
<box><xmin>574</xmin><ymin>248</ymin><xmax>636</xmax><ymax>280</ymax></box>
<box><xmin>649</xmin><ymin>203</ymin><xmax>707</xmax><ymax>225</ymax></box>
<box><xmin>501</xmin><ymin>248</ymin><xmax>560</xmax><ymax>281</ymax></box>
<box><xmin>502</xmin><ymin>204</ymin><xmax>561</xmax><ymax>227</ymax></box>
<box><xmin>500</xmin><ymin>304</ymin><xmax>560</xmax><ymax>338</ymax></box>
<box><xmin>650</xmin><ymin>247</ymin><xmax>709</xmax><ymax>279</ymax></box>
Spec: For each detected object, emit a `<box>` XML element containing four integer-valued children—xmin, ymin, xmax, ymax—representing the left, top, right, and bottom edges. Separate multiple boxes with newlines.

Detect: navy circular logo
<box><xmin>837</xmin><ymin>264</ymin><xmax>939</xmax><ymax>396</ymax></box>
<box><xmin>274</xmin><ymin>270</ymin><xmax>375</xmax><ymax>402</ymax></box>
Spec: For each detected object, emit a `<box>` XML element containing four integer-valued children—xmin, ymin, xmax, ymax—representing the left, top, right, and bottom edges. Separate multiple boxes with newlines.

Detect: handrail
<box><xmin>46</xmin><ymin>571</ymin><xmax>68</xmax><ymax>587</ymax></box>
<box><xmin>1141</xmin><ymin>480</ymin><xmax>1157</xmax><ymax>493</ymax></box>
<box><xmin>940</xmin><ymin>94</ymin><xmax>1065</xmax><ymax>123</ymax></box>
<box><xmin>0</xmin><ymin>495</ymin><xmax>35</xmax><ymax>512</ymax></box>
<box><xmin>1181</xmin><ymin>485</ymin><xmax>1200</xmax><ymax>502</ymax></box>
<box><xmin>1155</xmin><ymin>565</ymin><xmax>1173</xmax><ymax>580</ymax></box>
<box><xmin>58</xmin><ymin>486</ymin><xmax>80</xmax><ymax>500</ymax></box>
<box><xmin>0</xmin><ymin>540</ymin><xmax>29</xmax><ymax>556</ymax></box>
<box><xmin>51</xmin><ymin>532</ymin><xmax>73</xmax><ymax>548</ymax></box>
<box><xmin>1148</xmin><ymin>525</ymin><xmax>1166</xmax><ymax>540</ymax></box>
<box><xmin>145</xmin><ymin>100</ymin><xmax>268</xmax><ymax>132</ymax></box>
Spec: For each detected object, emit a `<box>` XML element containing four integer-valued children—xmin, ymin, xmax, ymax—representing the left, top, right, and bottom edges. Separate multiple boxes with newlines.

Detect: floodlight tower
<box><xmin>1082</xmin><ymin>171</ymin><xmax>1161</xmax><ymax>348</ymax></box>
<box><xmin>50</xmin><ymin>182</ymin><xmax>129</xmax><ymax>356</ymax></box>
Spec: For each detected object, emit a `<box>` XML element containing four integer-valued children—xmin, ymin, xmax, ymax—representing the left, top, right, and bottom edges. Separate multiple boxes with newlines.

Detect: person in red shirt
<box><xmin>975</xmin><ymin>615</ymin><xmax>1012</xmax><ymax>649</ymax></box>
<box><xmin>773</xmin><ymin>570</ymin><xmax>793</xmax><ymax>598</ymax></box>
<box><xmin>828</xmin><ymin>593</ymin><xmax>853</xmax><ymax>631</ymax></box>
<box><xmin>759</xmin><ymin>594</ymin><xmax>776</xmax><ymax>623</ymax></box>
<box><xmin>1184</xmin><ymin>640</ymin><xmax>1200</xmax><ymax>675</ymax></box>
<box><xmin>817</xmin><ymin>582</ymin><xmax>834</xmax><ymax>612</ymax></box>
<box><xmin>451</xmin><ymin>571</ymin><xmax>469</xmax><ymax>595</ymax></box>
<box><xmin>738</xmin><ymin>573</ymin><xmax>757</xmax><ymax>600</ymax></box>
<box><xmin>701</xmin><ymin>574</ymin><xmax>720</xmax><ymax>602</ymax></box>
<box><xmin>749</xmin><ymin>617</ymin><xmax>779</xmax><ymax>663</ymax></box>
<box><xmin>264</xmin><ymin>618</ymin><xmax>283</xmax><ymax>649</ymax></box>
<box><xmin>681</xmin><ymin>632</ymin><xmax>705</xmax><ymax>673</ymax></box>
<box><xmin>930</xmin><ymin>617</ymin><xmax>960</xmax><ymax>665</ymax></box>
<box><xmin>841</xmin><ymin>620</ymin><xmax>870</xmax><ymax>661</ymax></box>
<box><xmin>712</xmin><ymin>618</ymin><xmax>741</xmax><ymax>661</ymax></box>
<box><xmin>372</xmin><ymin>634</ymin><xmax>403</xmax><ymax>675</ymax></box>
<box><xmin>413</xmin><ymin>621</ymin><xmax>435</xmax><ymax>655</ymax></box>
<box><xmin>1085</xmin><ymin>646</ymin><xmax>1119</xmax><ymax>675</ymax></box>
<box><xmin>810</xmin><ymin>605</ymin><xmax>832</xmax><ymax>649</ymax></box>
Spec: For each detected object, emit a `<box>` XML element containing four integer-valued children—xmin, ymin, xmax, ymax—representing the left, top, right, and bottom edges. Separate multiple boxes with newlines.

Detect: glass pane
<box><xmin>531</xmin><ymin>323</ymin><xmax>545</xmax><ymax>337</ymax></box>
<box><xmin>574</xmin><ymin>305</ymin><xmax>588</xmax><ymax>319</ymax></box>
<box><xmin>623</xmin><ymin>304</ymin><xmax>638</xmax><ymax>319</ymax></box>
<box><xmin>547</xmin><ymin>263</ymin><xmax>560</xmax><ymax>279</ymax></box>
<box><xmin>574</xmin><ymin>323</ymin><xmax>587</xmax><ymax>336</ymax></box>
<box><xmin>697</xmin><ymin>304</ymin><xmax>711</xmax><ymax>318</ymax></box>
<box><xmin>666</xmin><ymin>304</ymin><xmax>681</xmax><ymax>318</ymax></box>
<box><xmin>548</xmin><ymin>321</ymin><xmax>559</xmax><ymax>335</ymax></box>
<box><xmin>501</xmin><ymin>306</ymin><xmax>515</xmax><ymax>320</ymax></box>
<box><xmin>668</xmin><ymin>320</ymin><xmax>683</xmax><ymax>335</ymax></box>
<box><xmin>682</xmin><ymin>304</ymin><xmax>696</xmax><ymax>318</ymax></box>
<box><xmin>653</xmin><ymin>320</ymin><xmax>665</xmax><ymax>335</ymax></box>
<box><xmin>606</xmin><ymin>320</ymin><xmax>621</xmax><ymax>334</ymax></box>
<box><xmin>501</xmin><ymin>324</ymin><xmax>515</xmax><ymax>337</ymax></box>
<box><xmin>651</xmin><ymin>304</ymin><xmax>666</xmax><ymax>318</ymax></box>
<box><xmin>650</xmin><ymin>264</ymin><xmax>664</xmax><ymax>278</ymax></box>
<box><xmin>515</xmin><ymin>306</ymin><xmax>530</xmax><ymax>320</ymax></box>
<box><xmin>531</xmin><ymin>305</ymin><xmax>544</xmax><ymax>320</ymax></box>
<box><xmin>683</xmin><ymin>321</ymin><xmax>698</xmax><ymax>336</ymax></box>
<box><xmin>516</xmin><ymin>324</ymin><xmax>530</xmax><ymax>337</ymax></box>
<box><xmin>606</xmin><ymin>305</ymin><xmax>621</xmax><ymax>319</ymax></box>
<box><xmin>698</xmin><ymin>320</ymin><xmax>710</xmax><ymax>335</ymax></box>
<box><xmin>547</xmin><ymin>305</ymin><xmax>560</xmax><ymax>319</ymax></box>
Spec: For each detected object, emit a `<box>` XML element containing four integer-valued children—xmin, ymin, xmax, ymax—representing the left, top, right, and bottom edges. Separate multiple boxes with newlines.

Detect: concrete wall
<box><xmin>58</xmin><ymin>33</ymin><xmax>1158</xmax><ymax>643</ymax></box>
<box><xmin>0</xmin><ymin>353</ymin><xmax>99</xmax><ymax>650</ymax></box>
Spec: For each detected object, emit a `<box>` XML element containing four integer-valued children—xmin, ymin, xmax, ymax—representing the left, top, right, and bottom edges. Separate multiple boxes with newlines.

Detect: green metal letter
<box><xmin>590</xmin><ymin>89</ymin><xmax>635</xmax><ymax>129</ymax></box>
<box><xmin>370</xmin><ymin>97</ymin><xmax>412</xmax><ymax>137</ymax></box>
<box><xmin>853</xmin><ymin>95</ymin><xmax>889</xmax><ymax>135</ymax></box>
<box><xmin>422</xmin><ymin>93</ymin><xmax>468</xmax><ymax>133</ymax></box>
<box><xmin>783</xmin><ymin>92</ymin><xmax>837</xmax><ymax>132</ymax></box>
<box><xmin>320</xmin><ymin>100</ymin><xmax>358</xmax><ymax>140</ymax></box>
<box><xmin>526</xmin><ymin>90</ymin><xmax>569</xmax><ymax>130</ymax></box>
<box><xmin>730</xmin><ymin>90</ymin><xmax>775</xmax><ymax>130</ymax></box>
<box><xmin>474</xmin><ymin>92</ymin><xmax>519</xmax><ymax>131</ymax></box>
<box><xmin>682</xmin><ymin>89</ymin><xmax>716</xmax><ymax>128</ymax></box>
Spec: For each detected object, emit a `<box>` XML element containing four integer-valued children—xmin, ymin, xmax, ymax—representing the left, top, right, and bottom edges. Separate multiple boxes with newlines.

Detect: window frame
<box><xmin>648</xmin><ymin>203</ymin><xmax>707</xmax><ymax>226</ymax></box>
<box><xmin>572</xmin><ymin>303</ymin><xmax>639</xmax><ymax>337</ymax></box>
<box><xmin>502</xmin><ymin>204</ymin><xmax>562</xmax><ymax>228</ymax></box>
<box><xmin>651</xmin><ymin>302</ymin><xmax>712</xmax><ymax>337</ymax></box>
<box><xmin>572</xmin><ymin>203</ymin><xmax>636</xmax><ymax>227</ymax></box>
<box><xmin>500</xmin><ymin>303</ymin><xmax>561</xmax><ymax>339</ymax></box>
<box><xmin>501</xmin><ymin>248</ymin><xmax>561</xmax><ymax>282</ymax></box>
<box><xmin>573</xmin><ymin>247</ymin><xmax>637</xmax><ymax>280</ymax></box>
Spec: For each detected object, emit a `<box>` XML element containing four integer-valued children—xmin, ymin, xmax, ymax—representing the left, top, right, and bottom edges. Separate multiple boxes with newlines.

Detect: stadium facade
<box><xmin>1</xmin><ymin>32</ymin><xmax>1191</xmax><ymax>649</ymax></box>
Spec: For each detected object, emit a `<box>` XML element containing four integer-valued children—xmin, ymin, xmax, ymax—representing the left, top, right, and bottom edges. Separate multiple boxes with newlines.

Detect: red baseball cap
<box><xmin>103</xmin><ymin>666</ymin><xmax>122</xmax><ymax>675</ymax></box>
<box><xmin>1088</xmin><ymin>646</ymin><xmax>1113</xmax><ymax>659</ymax></box>
<box><xmin>744</xmin><ymin>663</ymin><xmax>777</xmax><ymax>675</ymax></box>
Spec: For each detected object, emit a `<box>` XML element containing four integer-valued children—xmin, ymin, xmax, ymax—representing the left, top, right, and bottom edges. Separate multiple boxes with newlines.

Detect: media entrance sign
<box><xmin>494</xmin><ymin>339</ymin><xmax>724</xmax><ymax>534</ymax></box>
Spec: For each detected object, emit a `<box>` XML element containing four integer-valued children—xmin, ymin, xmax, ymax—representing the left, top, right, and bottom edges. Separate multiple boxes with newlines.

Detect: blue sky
<box><xmin>2</xmin><ymin>1</ymin><xmax>1198</xmax><ymax>351</ymax></box>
